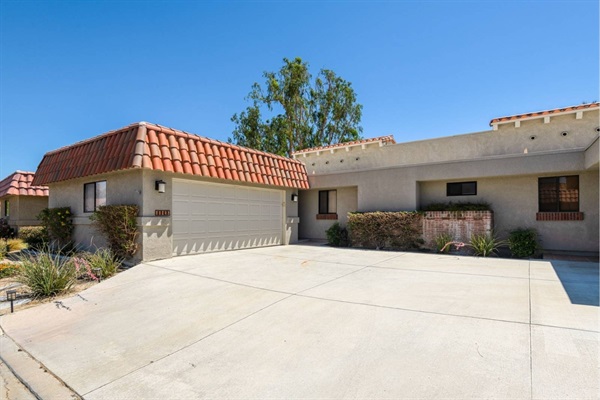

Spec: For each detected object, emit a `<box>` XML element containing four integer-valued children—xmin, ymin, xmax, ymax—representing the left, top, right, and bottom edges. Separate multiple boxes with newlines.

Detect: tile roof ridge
<box><xmin>143</xmin><ymin>122</ymin><xmax>305</xmax><ymax>164</ymax></box>
<box><xmin>490</xmin><ymin>102</ymin><xmax>600</xmax><ymax>125</ymax></box>
<box><xmin>43</xmin><ymin>122</ymin><xmax>143</xmax><ymax>156</ymax></box>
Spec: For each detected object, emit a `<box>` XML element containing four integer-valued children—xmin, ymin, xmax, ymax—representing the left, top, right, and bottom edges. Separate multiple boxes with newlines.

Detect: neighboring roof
<box><xmin>33</xmin><ymin>122</ymin><xmax>309</xmax><ymax>189</ymax></box>
<box><xmin>490</xmin><ymin>102</ymin><xmax>599</xmax><ymax>125</ymax></box>
<box><xmin>292</xmin><ymin>135</ymin><xmax>396</xmax><ymax>156</ymax></box>
<box><xmin>0</xmin><ymin>171</ymin><xmax>49</xmax><ymax>197</ymax></box>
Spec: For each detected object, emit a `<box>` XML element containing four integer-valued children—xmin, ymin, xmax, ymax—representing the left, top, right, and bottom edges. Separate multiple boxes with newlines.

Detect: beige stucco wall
<box><xmin>0</xmin><ymin>195</ymin><xmax>48</xmax><ymax>231</ymax></box>
<box><xmin>48</xmin><ymin>168</ymin><xmax>301</xmax><ymax>262</ymax></box>
<box><xmin>296</xmin><ymin>110</ymin><xmax>599</xmax><ymax>176</ymax></box>
<box><xmin>298</xmin><ymin>186</ymin><xmax>358</xmax><ymax>240</ymax></box>
<box><xmin>301</xmin><ymin>150</ymin><xmax>599</xmax><ymax>252</ymax></box>
<box><xmin>48</xmin><ymin>170</ymin><xmax>144</xmax><ymax>254</ymax></box>
<box><xmin>585</xmin><ymin>137</ymin><xmax>599</xmax><ymax>169</ymax></box>
<box><xmin>419</xmin><ymin>170</ymin><xmax>599</xmax><ymax>252</ymax></box>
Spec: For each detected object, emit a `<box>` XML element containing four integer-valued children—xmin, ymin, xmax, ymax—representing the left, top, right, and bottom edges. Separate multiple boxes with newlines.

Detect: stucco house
<box><xmin>32</xmin><ymin>122</ymin><xmax>309</xmax><ymax>261</ymax></box>
<box><xmin>293</xmin><ymin>103</ymin><xmax>599</xmax><ymax>254</ymax></box>
<box><xmin>0</xmin><ymin>171</ymin><xmax>49</xmax><ymax>232</ymax></box>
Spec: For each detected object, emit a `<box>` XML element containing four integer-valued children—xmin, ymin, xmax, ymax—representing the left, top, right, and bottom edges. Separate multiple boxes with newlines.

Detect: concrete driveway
<box><xmin>1</xmin><ymin>245</ymin><xmax>598</xmax><ymax>399</ymax></box>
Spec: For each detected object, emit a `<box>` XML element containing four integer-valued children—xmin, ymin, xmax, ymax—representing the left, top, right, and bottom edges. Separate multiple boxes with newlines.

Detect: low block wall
<box><xmin>422</xmin><ymin>211</ymin><xmax>493</xmax><ymax>247</ymax></box>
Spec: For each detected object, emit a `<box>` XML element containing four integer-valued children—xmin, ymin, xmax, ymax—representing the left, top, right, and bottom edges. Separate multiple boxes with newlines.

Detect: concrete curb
<box><xmin>0</xmin><ymin>326</ymin><xmax>81</xmax><ymax>400</ymax></box>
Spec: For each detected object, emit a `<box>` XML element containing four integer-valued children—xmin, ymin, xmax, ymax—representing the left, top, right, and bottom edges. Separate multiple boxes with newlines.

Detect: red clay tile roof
<box><xmin>490</xmin><ymin>102</ymin><xmax>599</xmax><ymax>125</ymax></box>
<box><xmin>292</xmin><ymin>135</ymin><xmax>396</xmax><ymax>155</ymax></box>
<box><xmin>0</xmin><ymin>171</ymin><xmax>49</xmax><ymax>197</ymax></box>
<box><xmin>33</xmin><ymin>122</ymin><xmax>309</xmax><ymax>189</ymax></box>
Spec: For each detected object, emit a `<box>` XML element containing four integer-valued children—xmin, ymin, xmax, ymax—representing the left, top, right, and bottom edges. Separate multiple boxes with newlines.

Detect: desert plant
<box><xmin>433</xmin><ymin>232</ymin><xmax>454</xmax><ymax>253</ymax></box>
<box><xmin>37</xmin><ymin>207</ymin><xmax>73</xmax><ymax>249</ymax></box>
<box><xmin>469</xmin><ymin>233</ymin><xmax>507</xmax><ymax>257</ymax></box>
<box><xmin>90</xmin><ymin>205</ymin><xmax>139</xmax><ymax>259</ymax></box>
<box><xmin>18</xmin><ymin>226</ymin><xmax>48</xmax><ymax>250</ymax></box>
<box><xmin>82</xmin><ymin>248</ymin><xmax>122</xmax><ymax>279</ymax></box>
<box><xmin>0</xmin><ymin>262</ymin><xmax>21</xmax><ymax>278</ymax></box>
<box><xmin>6</xmin><ymin>238</ymin><xmax>27</xmax><ymax>252</ymax></box>
<box><xmin>326</xmin><ymin>222</ymin><xmax>349</xmax><ymax>247</ymax></box>
<box><xmin>509</xmin><ymin>228</ymin><xmax>539</xmax><ymax>258</ymax></box>
<box><xmin>17</xmin><ymin>246</ymin><xmax>76</xmax><ymax>297</ymax></box>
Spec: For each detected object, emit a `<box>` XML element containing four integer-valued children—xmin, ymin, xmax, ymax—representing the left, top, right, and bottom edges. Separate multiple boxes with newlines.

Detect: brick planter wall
<box><xmin>422</xmin><ymin>211</ymin><xmax>493</xmax><ymax>248</ymax></box>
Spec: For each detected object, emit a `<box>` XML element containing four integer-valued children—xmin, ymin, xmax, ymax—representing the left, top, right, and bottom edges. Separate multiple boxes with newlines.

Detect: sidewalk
<box><xmin>0</xmin><ymin>327</ymin><xmax>80</xmax><ymax>400</ymax></box>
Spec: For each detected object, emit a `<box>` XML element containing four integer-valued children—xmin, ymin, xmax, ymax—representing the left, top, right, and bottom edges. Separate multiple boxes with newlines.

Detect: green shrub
<box><xmin>18</xmin><ymin>226</ymin><xmax>48</xmax><ymax>250</ymax></box>
<box><xmin>37</xmin><ymin>207</ymin><xmax>73</xmax><ymax>249</ymax></box>
<box><xmin>0</xmin><ymin>218</ymin><xmax>15</xmax><ymax>239</ymax></box>
<box><xmin>347</xmin><ymin>211</ymin><xmax>423</xmax><ymax>250</ymax></box>
<box><xmin>433</xmin><ymin>232</ymin><xmax>454</xmax><ymax>253</ymax></box>
<box><xmin>82</xmin><ymin>248</ymin><xmax>122</xmax><ymax>279</ymax></box>
<box><xmin>509</xmin><ymin>228</ymin><xmax>539</xmax><ymax>258</ymax></box>
<box><xmin>17</xmin><ymin>247</ymin><xmax>76</xmax><ymax>298</ymax></box>
<box><xmin>469</xmin><ymin>233</ymin><xmax>506</xmax><ymax>257</ymax></box>
<box><xmin>421</xmin><ymin>202</ymin><xmax>491</xmax><ymax>211</ymax></box>
<box><xmin>326</xmin><ymin>222</ymin><xmax>349</xmax><ymax>247</ymax></box>
<box><xmin>90</xmin><ymin>205</ymin><xmax>139</xmax><ymax>259</ymax></box>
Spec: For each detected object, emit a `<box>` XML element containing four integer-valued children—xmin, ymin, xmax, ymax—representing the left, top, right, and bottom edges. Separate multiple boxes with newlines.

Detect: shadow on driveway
<box><xmin>550</xmin><ymin>261</ymin><xmax>599</xmax><ymax>306</ymax></box>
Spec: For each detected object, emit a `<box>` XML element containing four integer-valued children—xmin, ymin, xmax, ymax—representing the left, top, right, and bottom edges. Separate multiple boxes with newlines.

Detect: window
<box><xmin>447</xmin><ymin>181</ymin><xmax>477</xmax><ymax>196</ymax></box>
<box><xmin>538</xmin><ymin>176</ymin><xmax>579</xmax><ymax>212</ymax></box>
<box><xmin>84</xmin><ymin>181</ymin><xmax>107</xmax><ymax>212</ymax></box>
<box><xmin>3</xmin><ymin>200</ymin><xmax>9</xmax><ymax>217</ymax></box>
<box><xmin>318</xmin><ymin>190</ymin><xmax>337</xmax><ymax>218</ymax></box>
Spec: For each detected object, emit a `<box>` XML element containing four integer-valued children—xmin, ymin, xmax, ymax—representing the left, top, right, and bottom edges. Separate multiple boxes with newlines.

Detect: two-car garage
<box><xmin>171</xmin><ymin>179</ymin><xmax>284</xmax><ymax>256</ymax></box>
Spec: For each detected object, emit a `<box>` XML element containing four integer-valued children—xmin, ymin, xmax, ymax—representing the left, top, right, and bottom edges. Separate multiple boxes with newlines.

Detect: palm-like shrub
<box><xmin>17</xmin><ymin>247</ymin><xmax>76</xmax><ymax>298</ymax></box>
<box><xmin>469</xmin><ymin>233</ymin><xmax>506</xmax><ymax>257</ymax></box>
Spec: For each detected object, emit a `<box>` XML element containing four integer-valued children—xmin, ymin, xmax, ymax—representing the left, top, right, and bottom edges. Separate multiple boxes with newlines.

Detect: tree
<box><xmin>229</xmin><ymin>57</ymin><xmax>363</xmax><ymax>156</ymax></box>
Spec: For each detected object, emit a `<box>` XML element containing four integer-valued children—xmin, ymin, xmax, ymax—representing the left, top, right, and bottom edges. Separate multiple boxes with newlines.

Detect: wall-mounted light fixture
<box><xmin>155</xmin><ymin>180</ymin><xmax>166</xmax><ymax>193</ymax></box>
<box><xmin>291</xmin><ymin>193</ymin><xmax>298</xmax><ymax>202</ymax></box>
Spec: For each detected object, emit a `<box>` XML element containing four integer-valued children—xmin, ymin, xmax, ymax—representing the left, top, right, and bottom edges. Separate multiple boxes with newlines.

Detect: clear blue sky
<box><xmin>1</xmin><ymin>0</ymin><xmax>598</xmax><ymax>178</ymax></box>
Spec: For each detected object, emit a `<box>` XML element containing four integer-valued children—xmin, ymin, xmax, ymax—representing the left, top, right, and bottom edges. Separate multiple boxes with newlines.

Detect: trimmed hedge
<box><xmin>18</xmin><ymin>226</ymin><xmax>48</xmax><ymax>250</ymax></box>
<box><xmin>326</xmin><ymin>222</ymin><xmax>349</xmax><ymax>247</ymax></box>
<box><xmin>509</xmin><ymin>228</ymin><xmax>539</xmax><ymax>258</ymax></box>
<box><xmin>37</xmin><ymin>207</ymin><xmax>73</xmax><ymax>248</ymax></box>
<box><xmin>347</xmin><ymin>211</ymin><xmax>423</xmax><ymax>250</ymax></box>
<box><xmin>90</xmin><ymin>205</ymin><xmax>139</xmax><ymax>259</ymax></box>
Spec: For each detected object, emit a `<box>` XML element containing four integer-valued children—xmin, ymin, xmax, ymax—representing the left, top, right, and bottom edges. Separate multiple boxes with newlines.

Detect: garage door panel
<box><xmin>172</xmin><ymin>180</ymin><xmax>282</xmax><ymax>256</ymax></box>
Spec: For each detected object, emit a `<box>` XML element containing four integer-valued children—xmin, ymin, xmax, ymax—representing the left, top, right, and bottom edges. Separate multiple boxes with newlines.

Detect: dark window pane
<box><xmin>538</xmin><ymin>176</ymin><xmax>579</xmax><ymax>212</ymax></box>
<box><xmin>462</xmin><ymin>182</ymin><xmax>477</xmax><ymax>195</ymax></box>
<box><xmin>559</xmin><ymin>176</ymin><xmax>578</xmax><ymax>211</ymax></box>
<box><xmin>84</xmin><ymin>183</ymin><xmax>95</xmax><ymax>212</ymax></box>
<box><xmin>318</xmin><ymin>191</ymin><xmax>328</xmax><ymax>214</ymax></box>
<box><xmin>447</xmin><ymin>181</ymin><xmax>477</xmax><ymax>196</ymax></box>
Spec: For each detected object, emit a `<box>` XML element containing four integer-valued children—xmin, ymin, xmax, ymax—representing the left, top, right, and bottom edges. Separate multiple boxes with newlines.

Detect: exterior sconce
<box><xmin>291</xmin><ymin>194</ymin><xmax>298</xmax><ymax>202</ymax></box>
<box><xmin>155</xmin><ymin>180</ymin><xmax>166</xmax><ymax>193</ymax></box>
<box><xmin>6</xmin><ymin>290</ymin><xmax>16</xmax><ymax>313</ymax></box>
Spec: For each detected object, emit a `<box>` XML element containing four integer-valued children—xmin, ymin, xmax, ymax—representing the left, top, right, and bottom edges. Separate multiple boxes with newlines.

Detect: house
<box><xmin>293</xmin><ymin>103</ymin><xmax>599</xmax><ymax>254</ymax></box>
<box><xmin>32</xmin><ymin>122</ymin><xmax>309</xmax><ymax>261</ymax></box>
<box><xmin>0</xmin><ymin>171</ymin><xmax>49</xmax><ymax>232</ymax></box>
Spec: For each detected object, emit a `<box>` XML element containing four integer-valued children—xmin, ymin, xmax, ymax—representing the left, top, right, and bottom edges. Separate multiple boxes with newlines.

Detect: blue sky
<box><xmin>0</xmin><ymin>0</ymin><xmax>598</xmax><ymax>178</ymax></box>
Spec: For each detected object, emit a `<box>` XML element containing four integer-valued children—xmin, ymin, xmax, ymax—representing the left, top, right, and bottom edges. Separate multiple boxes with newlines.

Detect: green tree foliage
<box><xmin>230</xmin><ymin>57</ymin><xmax>363</xmax><ymax>156</ymax></box>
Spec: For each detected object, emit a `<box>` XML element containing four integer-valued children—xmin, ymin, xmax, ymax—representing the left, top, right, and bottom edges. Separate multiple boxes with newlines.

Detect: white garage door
<box><xmin>172</xmin><ymin>180</ymin><xmax>283</xmax><ymax>255</ymax></box>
